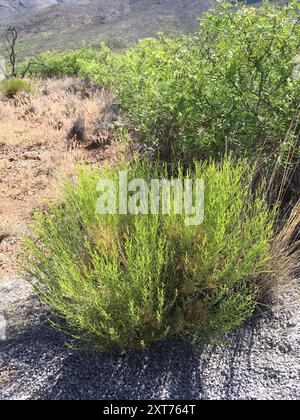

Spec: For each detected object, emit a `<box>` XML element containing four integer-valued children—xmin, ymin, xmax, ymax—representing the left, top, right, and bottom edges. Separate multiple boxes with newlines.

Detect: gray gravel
<box><xmin>0</xmin><ymin>274</ymin><xmax>299</xmax><ymax>400</ymax></box>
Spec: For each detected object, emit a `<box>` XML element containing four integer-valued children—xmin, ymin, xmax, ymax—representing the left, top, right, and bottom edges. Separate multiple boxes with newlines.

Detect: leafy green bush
<box><xmin>21</xmin><ymin>158</ymin><xmax>276</xmax><ymax>351</ymax></box>
<box><xmin>0</xmin><ymin>78</ymin><xmax>32</xmax><ymax>98</ymax></box>
<box><xmin>107</xmin><ymin>1</ymin><xmax>300</xmax><ymax>161</ymax></box>
<box><xmin>19</xmin><ymin>44</ymin><xmax>113</xmax><ymax>83</ymax></box>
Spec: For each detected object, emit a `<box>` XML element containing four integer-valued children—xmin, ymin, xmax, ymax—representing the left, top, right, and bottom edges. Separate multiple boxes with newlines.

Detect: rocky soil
<box><xmin>0</xmin><ymin>274</ymin><xmax>299</xmax><ymax>400</ymax></box>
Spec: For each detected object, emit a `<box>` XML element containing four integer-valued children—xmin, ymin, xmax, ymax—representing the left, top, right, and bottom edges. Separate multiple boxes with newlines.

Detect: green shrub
<box><xmin>19</xmin><ymin>44</ymin><xmax>113</xmax><ymax>82</ymax></box>
<box><xmin>21</xmin><ymin>158</ymin><xmax>276</xmax><ymax>351</ymax></box>
<box><xmin>108</xmin><ymin>1</ymin><xmax>300</xmax><ymax>161</ymax></box>
<box><xmin>0</xmin><ymin>78</ymin><xmax>32</xmax><ymax>98</ymax></box>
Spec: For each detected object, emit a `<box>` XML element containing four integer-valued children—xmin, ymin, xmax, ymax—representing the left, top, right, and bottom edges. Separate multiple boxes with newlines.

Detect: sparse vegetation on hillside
<box><xmin>1</xmin><ymin>0</ymin><xmax>213</xmax><ymax>57</ymax></box>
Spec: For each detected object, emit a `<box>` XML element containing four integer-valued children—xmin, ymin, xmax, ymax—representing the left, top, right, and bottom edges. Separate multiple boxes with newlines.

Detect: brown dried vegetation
<box><xmin>0</xmin><ymin>77</ymin><xmax>122</xmax><ymax>275</ymax></box>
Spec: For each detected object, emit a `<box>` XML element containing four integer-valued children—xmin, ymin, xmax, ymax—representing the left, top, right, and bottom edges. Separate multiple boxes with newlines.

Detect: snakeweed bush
<box><xmin>21</xmin><ymin>159</ymin><xmax>277</xmax><ymax>351</ymax></box>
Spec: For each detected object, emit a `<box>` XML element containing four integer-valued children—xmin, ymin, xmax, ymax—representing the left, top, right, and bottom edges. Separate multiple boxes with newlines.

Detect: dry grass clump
<box><xmin>66</xmin><ymin>116</ymin><xmax>86</xmax><ymax>149</ymax></box>
<box><xmin>265</xmin><ymin>200</ymin><xmax>300</xmax><ymax>297</ymax></box>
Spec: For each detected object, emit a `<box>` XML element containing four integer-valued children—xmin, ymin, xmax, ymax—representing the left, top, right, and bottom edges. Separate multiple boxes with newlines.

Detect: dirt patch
<box><xmin>0</xmin><ymin>78</ymin><xmax>122</xmax><ymax>276</ymax></box>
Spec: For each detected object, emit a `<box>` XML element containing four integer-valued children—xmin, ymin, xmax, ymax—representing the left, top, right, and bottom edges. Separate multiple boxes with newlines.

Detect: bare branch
<box><xmin>0</xmin><ymin>24</ymin><xmax>18</xmax><ymax>77</ymax></box>
<box><xmin>19</xmin><ymin>60</ymin><xmax>51</xmax><ymax>79</ymax></box>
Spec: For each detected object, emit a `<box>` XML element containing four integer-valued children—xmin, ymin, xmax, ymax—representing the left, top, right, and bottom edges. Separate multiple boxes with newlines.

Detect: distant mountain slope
<box><xmin>0</xmin><ymin>0</ymin><xmax>73</xmax><ymax>22</ymax></box>
<box><xmin>0</xmin><ymin>0</ymin><xmax>262</xmax><ymax>57</ymax></box>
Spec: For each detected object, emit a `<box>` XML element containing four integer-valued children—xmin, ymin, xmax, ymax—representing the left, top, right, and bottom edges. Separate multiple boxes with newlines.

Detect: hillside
<box><xmin>0</xmin><ymin>0</ymin><xmax>73</xmax><ymax>22</ymax></box>
<box><xmin>14</xmin><ymin>0</ymin><xmax>213</xmax><ymax>56</ymax></box>
<box><xmin>1</xmin><ymin>0</ymin><xmax>261</xmax><ymax>57</ymax></box>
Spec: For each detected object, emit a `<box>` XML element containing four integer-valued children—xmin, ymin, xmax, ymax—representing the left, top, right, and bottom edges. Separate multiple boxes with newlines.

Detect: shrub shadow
<box><xmin>43</xmin><ymin>321</ymin><xmax>261</xmax><ymax>400</ymax></box>
<box><xmin>0</xmin><ymin>292</ymin><xmax>267</xmax><ymax>400</ymax></box>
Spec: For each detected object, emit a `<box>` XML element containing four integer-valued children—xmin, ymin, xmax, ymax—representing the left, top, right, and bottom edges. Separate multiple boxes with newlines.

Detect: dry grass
<box><xmin>0</xmin><ymin>77</ymin><xmax>121</xmax><ymax>275</ymax></box>
<box><xmin>0</xmin><ymin>78</ymin><xmax>109</xmax><ymax>147</ymax></box>
<box><xmin>267</xmin><ymin>200</ymin><xmax>300</xmax><ymax>293</ymax></box>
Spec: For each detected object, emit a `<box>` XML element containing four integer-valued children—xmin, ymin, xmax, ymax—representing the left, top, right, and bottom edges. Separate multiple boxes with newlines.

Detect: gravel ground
<box><xmin>0</xmin><ymin>275</ymin><xmax>299</xmax><ymax>400</ymax></box>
